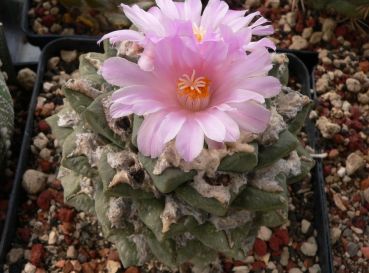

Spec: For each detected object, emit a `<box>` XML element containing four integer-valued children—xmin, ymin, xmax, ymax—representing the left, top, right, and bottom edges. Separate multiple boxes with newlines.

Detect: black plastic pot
<box><xmin>21</xmin><ymin>0</ymin><xmax>101</xmax><ymax>48</ymax></box>
<box><xmin>0</xmin><ymin>62</ymin><xmax>37</xmax><ymax>264</ymax></box>
<box><xmin>0</xmin><ymin>38</ymin><xmax>332</xmax><ymax>273</ymax></box>
<box><xmin>0</xmin><ymin>38</ymin><xmax>102</xmax><ymax>267</ymax></box>
<box><xmin>282</xmin><ymin>50</ymin><xmax>334</xmax><ymax>273</ymax></box>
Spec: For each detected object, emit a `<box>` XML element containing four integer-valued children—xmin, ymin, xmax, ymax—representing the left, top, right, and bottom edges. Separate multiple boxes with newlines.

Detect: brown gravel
<box><xmin>3</xmin><ymin>0</ymin><xmax>369</xmax><ymax>272</ymax></box>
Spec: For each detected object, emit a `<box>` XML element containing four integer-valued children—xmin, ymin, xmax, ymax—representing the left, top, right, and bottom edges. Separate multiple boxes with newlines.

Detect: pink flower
<box><xmin>101</xmin><ymin>37</ymin><xmax>280</xmax><ymax>162</ymax></box>
<box><xmin>99</xmin><ymin>0</ymin><xmax>275</xmax><ymax>70</ymax></box>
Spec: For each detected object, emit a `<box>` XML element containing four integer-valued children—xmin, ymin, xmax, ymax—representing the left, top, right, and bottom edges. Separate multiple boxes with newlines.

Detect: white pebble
<box><xmin>22</xmin><ymin>169</ymin><xmax>47</xmax><ymax>194</ymax></box>
<box><xmin>301</xmin><ymin>219</ymin><xmax>311</xmax><ymax>234</ymax></box>
<box><xmin>257</xmin><ymin>226</ymin><xmax>272</xmax><ymax>241</ymax></box>
<box><xmin>301</xmin><ymin>241</ymin><xmax>318</xmax><ymax>256</ymax></box>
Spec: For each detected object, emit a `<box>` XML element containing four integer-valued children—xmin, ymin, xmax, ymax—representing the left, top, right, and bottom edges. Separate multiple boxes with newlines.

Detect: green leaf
<box><xmin>138</xmin><ymin>153</ymin><xmax>196</xmax><ymax>193</ymax></box>
<box><xmin>176</xmin><ymin>240</ymin><xmax>218</xmax><ymax>268</ymax></box>
<box><xmin>145</xmin><ymin>231</ymin><xmax>177</xmax><ymax>269</ymax></box>
<box><xmin>218</xmin><ymin>143</ymin><xmax>258</xmax><ymax>173</ymax></box>
<box><xmin>257</xmin><ymin>130</ymin><xmax>299</xmax><ymax>169</ymax></box>
<box><xmin>60</xmin><ymin>170</ymin><xmax>95</xmax><ymax>213</ymax></box>
<box><xmin>64</xmin><ymin>88</ymin><xmax>94</xmax><ymax>114</ymax></box>
<box><xmin>232</xmin><ymin>174</ymin><xmax>288</xmax><ymax>211</ymax></box>
<box><xmin>136</xmin><ymin>198</ymin><xmax>165</xmax><ymax>241</ymax></box>
<box><xmin>191</xmin><ymin>223</ymin><xmax>243</xmax><ymax>259</ymax></box>
<box><xmin>175</xmin><ymin>185</ymin><xmax>228</xmax><ymax>217</ymax></box>
<box><xmin>256</xmin><ymin>208</ymin><xmax>288</xmax><ymax>228</ymax></box>
<box><xmin>288</xmin><ymin>102</ymin><xmax>313</xmax><ymax>135</ymax></box>
<box><xmin>287</xmin><ymin>143</ymin><xmax>315</xmax><ymax>184</ymax></box>
<box><xmin>98</xmin><ymin>146</ymin><xmax>154</xmax><ymax>199</ymax></box>
<box><xmin>131</xmin><ymin>115</ymin><xmax>143</xmax><ymax>148</ymax></box>
<box><xmin>82</xmin><ymin>92</ymin><xmax>125</xmax><ymax>148</ymax></box>
<box><xmin>94</xmin><ymin>176</ymin><xmax>140</xmax><ymax>267</ymax></box>
<box><xmin>79</xmin><ymin>53</ymin><xmax>106</xmax><ymax>86</ymax></box>
<box><xmin>269</xmin><ymin>58</ymin><xmax>289</xmax><ymax>86</ymax></box>
<box><xmin>46</xmin><ymin>113</ymin><xmax>73</xmax><ymax>146</ymax></box>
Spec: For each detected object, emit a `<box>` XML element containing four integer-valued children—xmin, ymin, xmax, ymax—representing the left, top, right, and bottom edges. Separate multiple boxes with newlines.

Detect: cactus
<box><xmin>306</xmin><ymin>0</ymin><xmax>369</xmax><ymax>20</ymax></box>
<box><xmin>0</xmin><ymin>60</ymin><xmax>13</xmax><ymax>171</ymax></box>
<box><xmin>47</xmin><ymin>43</ymin><xmax>314</xmax><ymax>270</ymax></box>
<box><xmin>58</xmin><ymin>0</ymin><xmax>155</xmax><ymax>30</ymax></box>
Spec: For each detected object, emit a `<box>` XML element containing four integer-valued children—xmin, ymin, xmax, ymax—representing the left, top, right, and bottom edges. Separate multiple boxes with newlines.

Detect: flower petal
<box><xmin>156</xmin><ymin>0</ymin><xmax>179</xmax><ymax>19</ymax></box>
<box><xmin>137</xmin><ymin>112</ymin><xmax>167</xmax><ymax>157</ymax></box>
<box><xmin>97</xmin><ymin>29</ymin><xmax>144</xmax><ymax>45</ymax></box>
<box><xmin>212</xmin><ymin>110</ymin><xmax>240</xmax><ymax>142</ymax></box>
<box><xmin>200</xmin><ymin>0</ymin><xmax>229</xmax><ymax>31</ymax></box>
<box><xmin>244</xmin><ymin>37</ymin><xmax>276</xmax><ymax>51</ymax></box>
<box><xmin>110</xmin><ymin>103</ymin><xmax>133</xmax><ymax>118</ymax></box>
<box><xmin>158</xmin><ymin>111</ymin><xmax>187</xmax><ymax>143</ymax></box>
<box><xmin>101</xmin><ymin>57</ymin><xmax>154</xmax><ymax>87</ymax></box>
<box><xmin>121</xmin><ymin>4</ymin><xmax>165</xmax><ymax>36</ymax></box>
<box><xmin>184</xmin><ymin>0</ymin><xmax>202</xmax><ymax>24</ymax></box>
<box><xmin>175</xmin><ymin>119</ymin><xmax>204</xmax><ymax>162</ymax></box>
<box><xmin>211</xmin><ymin>88</ymin><xmax>265</xmax><ymax>107</ymax></box>
<box><xmin>228</xmin><ymin>101</ymin><xmax>271</xmax><ymax>133</ymax></box>
<box><xmin>194</xmin><ymin>111</ymin><xmax>226</xmax><ymax>142</ymax></box>
<box><xmin>251</xmin><ymin>24</ymin><xmax>274</xmax><ymax>36</ymax></box>
<box><xmin>239</xmin><ymin>76</ymin><xmax>281</xmax><ymax>98</ymax></box>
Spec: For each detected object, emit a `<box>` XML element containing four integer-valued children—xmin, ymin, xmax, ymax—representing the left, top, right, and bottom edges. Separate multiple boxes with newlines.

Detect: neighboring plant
<box><xmin>0</xmin><ymin>60</ymin><xmax>14</xmax><ymax>170</ymax></box>
<box><xmin>58</xmin><ymin>0</ymin><xmax>155</xmax><ymax>30</ymax></box>
<box><xmin>293</xmin><ymin>0</ymin><xmax>369</xmax><ymax>31</ymax></box>
<box><xmin>47</xmin><ymin>0</ymin><xmax>314</xmax><ymax>270</ymax></box>
<box><xmin>60</xmin><ymin>0</ymin><xmax>153</xmax><ymax>10</ymax></box>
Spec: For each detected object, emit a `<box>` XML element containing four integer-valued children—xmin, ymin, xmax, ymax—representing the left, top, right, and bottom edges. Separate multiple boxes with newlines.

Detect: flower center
<box><xmin>193</xmin><ymin>24</ymin><xmax>206</xmax><ymax>42</ymax></box>
<box><xmin>177</xmin><ymin>70</ymin><xmax>210</xmax><ymax>111</ymax></box>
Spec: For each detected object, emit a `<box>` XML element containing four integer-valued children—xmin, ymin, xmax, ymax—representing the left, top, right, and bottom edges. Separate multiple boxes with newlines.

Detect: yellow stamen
<box><xmin>176</xmin><ymin>70</ymin><xmax>211</xmax><ymax>111</ymax></box>
<box><xmin>177</xmin><ymin>70</ymin><xmax>210</xmax><ymax>100</ymax></box>
<box><xmin>193</xmin><ymin>24</ymin><xmax>206</xmax><ymax>42</ymax></box>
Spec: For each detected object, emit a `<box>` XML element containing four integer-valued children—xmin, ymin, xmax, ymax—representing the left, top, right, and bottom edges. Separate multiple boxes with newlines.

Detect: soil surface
<box><xmin>2</xmin><ymin>0</ymin><xmax>369</xmax><ymax>272</ymax></box>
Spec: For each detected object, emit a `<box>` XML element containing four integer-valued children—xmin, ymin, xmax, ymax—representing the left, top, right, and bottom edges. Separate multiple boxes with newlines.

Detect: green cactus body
<box><xmin>0</xmin><ymin>64</ymin><xmax>13</xmax><ymax>169</ymax></box>
<box><xmin>306</xmin><ymin>0</ymin><xmax>369</xmax><ymax>20</ymax></box>
<box><xmin>58</xmin><ymin>0</ymin><xmax>155</xmax><ymax>30</ymax></box>
<box><xmin>47</xmin><ymin>48</ymin><xmax>315</xmax><ymax>270</ymax></box>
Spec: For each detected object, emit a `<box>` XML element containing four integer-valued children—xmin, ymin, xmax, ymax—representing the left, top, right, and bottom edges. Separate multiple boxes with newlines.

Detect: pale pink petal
<box><xmin>244</xmin><ymin>37</ymin><xmax>276</xmax><ymax>51</ymax></box>
<box><xmin>111</xmin><ymin>86</ymin><xmax>173</xmax><ymax>115</ymax></box>
<box><xmin>112</xmin><ymin>86</ymin><xmax>157</xmax><ymax>101</ymax></box>
<box><xmin>194</xmin><ymin>111</ymin><xmax>226</xmax><ymax>142</ymax></box>
<box><xmin>210</xmin><ymin>89</ymin><xmax>265</xmax><ymax>107</ymax></box>
<box><xmin>110</xmin><ymin>103</ymin><xmax>133</xmax><ymax>118</ymax></box>
<box><xmin>251</xmin><ymin>25</ymin><xmax>274</xmax><ymax>36</ymax></box>
<box><xmin>200</xmin><ymin>0</ymin><xmax>229</xmax><ymax>31</ymax></box>
<box><xmin>184</xmin><ymin>0</ymin><xmax>202</xmax><ymax>24</ymax></box>
<box><xmin>158</xmin><ymin>111</ymin><xmax>187</xmax><ymax>143</ymax></box>
<box><xmin>138</xmin><ymin>51</ymin><xmax>155</xmax><ymax>71</ymax></box>
<box><xmin>137</xmin><ymin>112</ymin><xmax>167</xmax><ymax>157</ymax></box>
<box><xmin>175</xmin><ymin>119</ymin><xmax>204</xmax><ymax>162</ymax></box>
<box><xmin>228</xmin><ymin>101</ymin><xmax>271</xmax><ymax>133</ymax></box>
<box><xmin>243</xmin><ymin>11</ymin><xmax>260</xmax><ymax>27</ymax></box>
<box><xmin>221</xmin><ymin>9</ymin><xmax>246</xmax><ymax>25</ymax></box>
<box><xmin>219</xmin><ymin>25</ymin><xmax>252</xmax><ymax>53</ymax></box>
<box><xmin>97</xmin><ymin>29</ymin><xmax>144</xmax><ymax>45</ymax></box>
<box><xmin>131</xmin><ymin>101</ymin><xmax>168</xmax><ymax>116</ymax></box>
<box><xmin>147</xmin><ymin>6</ymin><xmax>162</xmax><ymax>17</ymax></box>
<box><xmin>251</xmin><ymin>16</ymin><xmax>269</xmax><ymax>27</ymax></box>
<box><xmin>199</xmin><ymin>40</ymin><xmax>228</xmax><ymax>64</ymax></box>
<box><xmin>174</xmin><ymin>2</ymin><xmax>185</xmax><ymax>19</ymax></box>
<box><xmin>121</xmin><ymin>4</ymin><xmax>165</xmax><ymax>35</ymax></box>
<box><xmin>156</xmin><ymin>0</ymin><xmax>179</xmax><ymax>19</ymax></box>
<box><xmin>101</xmin><ymin>57</ymin><xmax>154</xmax><ymax>87</ymax></box>
<box><xmin>238</xmin><ymin>76</ymin><xmax>281</xmax><ymax>98</ymax></box>
<box><xmin>206</xmin><ymin>139</ymin><xmax>225</xmax><ymax>149</ymax></box>
<box><xmin>212</xmin><ymin>110</ymin><xmax>240</xmax><ymax>142</ymax></box>
<box><xmin>227</xmin><ymin>47</ymin><xmax>273</xmax><ymax>79</ymax></box>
